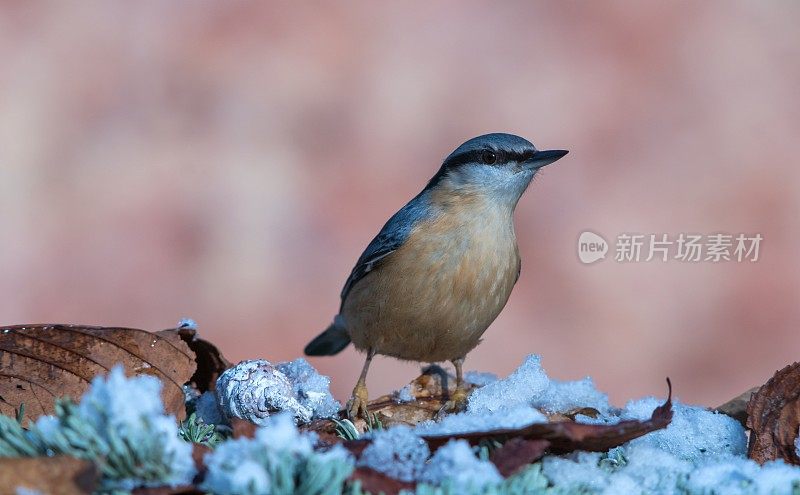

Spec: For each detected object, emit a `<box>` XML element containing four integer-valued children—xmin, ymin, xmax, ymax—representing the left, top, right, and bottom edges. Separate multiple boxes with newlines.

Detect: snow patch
<box><xmin>418</xmin><ymin>440</ymin><xmax>502</xmax><ymax>490</ymax></box>
<box><xmin>358</xmin><ymin>425</ymin><xmax>430</xmax><ymax>482</ymax></box>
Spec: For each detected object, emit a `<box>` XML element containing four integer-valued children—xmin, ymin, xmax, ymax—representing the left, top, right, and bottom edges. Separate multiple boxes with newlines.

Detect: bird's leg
<box><xmin>449</xmin><ymin>357</ymin><xmax>469</xmax><ymax>412</ymax></box>
<box><xmin>347</xmin><ymin>348</ymin><xmax>374</xmax><ymax>419</ymax></box>
<box><xmin>436</xmin><ymin>357</ymin><xmax>469</xmax><ymax>419</ymax></box>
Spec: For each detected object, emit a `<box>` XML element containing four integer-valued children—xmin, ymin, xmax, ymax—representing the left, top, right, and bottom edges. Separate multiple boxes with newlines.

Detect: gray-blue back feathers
<box><xmin>339</xmin><ymin>191</ymin><xmax>433</xmax><ymax>306</ymax></box>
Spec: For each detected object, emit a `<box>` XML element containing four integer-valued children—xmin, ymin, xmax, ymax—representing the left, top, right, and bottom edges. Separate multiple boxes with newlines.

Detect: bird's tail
<box><xmin>304</xmin><ymin>315</ymin><xmax>351</xmax><ymax>356</ymax></box>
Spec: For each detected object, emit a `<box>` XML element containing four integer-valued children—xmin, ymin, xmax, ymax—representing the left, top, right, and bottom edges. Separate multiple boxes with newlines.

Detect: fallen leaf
<box><xmin>347</xmin><ymin>467</ymin><xmax>415</xmax><ymax>495</ymax></box>
<box><xmin>490</xmin><ymin>438</ymin><xmax>550</xmax><ymax>477</ymax></box>
<box><xmin>177</xmin><ymin>327</ymin><xmax>231</xmax><ymax>392</ymax></box>
<box><xmin>422</xmin><ymin>379</ymin><xmax>673</xmax><ymax>454</ymax></box>
<box><xmin>128</xmin><ymin>445</ymin><xmax>210</xmax><ymax>495</ymax></box>
<box><xmin>0</xmin><ymin>456</ymin><xmax>97</xmax><ymax>495</ymax></box>
<box><xmin>747</xmin><ymin>362</ymin><xmax>800</xmax><ymax>465</ymax></box>
<box><xmin>132</xmin><ymin>485</ymin><xmax>203</xmax><ymax>495</ymax></box>
<box><xmin>0</xmin><ymin>324</ymin><xmax>196</xmax><ymax>420</ymax></box>
<box><xmin>231</xmin><ymin>417</ymin><xmax>258</xmax><ymax>439</ymax></box>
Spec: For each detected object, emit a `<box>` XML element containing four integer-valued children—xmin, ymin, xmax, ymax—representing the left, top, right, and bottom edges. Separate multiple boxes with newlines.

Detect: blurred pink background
<box><xmin>1</xmin><ymin>2</ymin><xmax>798</xmax><ymax>408</ymax></box>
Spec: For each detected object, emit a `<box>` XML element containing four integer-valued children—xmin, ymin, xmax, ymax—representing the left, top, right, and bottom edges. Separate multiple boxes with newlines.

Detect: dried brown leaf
<box><xmin>747</xmin><ymin>362</ymin><xmax>800</xmax><ymax>465</ymax></box>
<box><xmin>231</xmin><ymin>417</ymin><xmax>258</xmax><ymax>439</ymax></box>
<box><xmin>0</xmin><ymin>324</ymin><xmax>196</xmax><ymax>420</ymax></box>
<box><xmin>177</xmin><ymin>327</ymin><xmax>231</xmax><ymax>392</ymax></box>
<box><xmin>348</xmin><ymin>467</ymin><xmax>415</xmax><ymax>495</ymax></box>
<box><xmin>489</xmin><ymin>438</ymin><xmax>550</xmax><ymax>477</ymax></box>
<box><xmin>132</xmin><ymin>485</ymin><xmax>203</xmax><ymax>495</ymax></box>
<box><xmin>0</xmin><ymin>456</ymin><xmax>97</xmax><ymax>495</ymax></box>
<box><xmin>422</xmin><ymin>379</ymin><xmax>672</xmax><ymax>453</ymax></box>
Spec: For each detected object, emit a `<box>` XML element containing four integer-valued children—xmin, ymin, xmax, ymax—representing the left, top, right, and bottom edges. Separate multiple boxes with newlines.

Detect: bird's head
<box><xmin>426</xmin><ymin>133</ymin><xmax>567</xmax><ymax>207</ymax></box>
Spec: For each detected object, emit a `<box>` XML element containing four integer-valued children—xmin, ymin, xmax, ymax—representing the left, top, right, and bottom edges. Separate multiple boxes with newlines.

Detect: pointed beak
<box><xmin>525</xmin><ymin>149</ymin><xmax>568</xmax><ymax>170</ymax></box>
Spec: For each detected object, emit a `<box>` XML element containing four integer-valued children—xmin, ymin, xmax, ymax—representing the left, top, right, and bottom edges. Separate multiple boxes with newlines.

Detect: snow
<box><xmin>79</xmin><ymin>367</ymin><xmax>195</xmax><ymax>486</ymax></box>
<box><xmin>15</xmin><ymin>489</ymin><xmax>43</xmax><ymax>495</ymax></box>
<box><xmin>177</xmin><ymin>318</ymin><xmax>197</xmax><ymax>330</ymax></box>
<box><xmin>216</xmin><ymin>359</ymin><xmax>340</xmax><ymax>425</ymax></box>
<box><xmin>276</xmin><ymin>358</ymin><xmax>340</xmax><ymax>420</ymax></box>
<box><xmin>620</xmin><ymin>397</ymin><xmax>747</xmax><ymax>462</ymax></box>
<box><xmin>464</xmin><ymin>370</ymin><xmax>498</xmax><ymax>387</ymax></box>
<box><xmin>419</xmin><ymin>354</ymin><xmax>800</xmax><ymax>494</ymax></box>
<box><xmin>418</xmin><ymin>440</ymin><xmax>502</xmax><ymax>490</ymax></box>
<box><xmin>540</xmin><ymin>411</ymin><xmax>800</xmax><ymax>495</ymax></box>
<box><xmin>685</xmin><ymin>457</ymin><xmax>800</xmax><ymax>495</ymax></box>
<box><xmin>796</xmin><ymin>427</ymin><xmax>800</xmax><ymax>460</ymax></box>
<box><xmin>415</xmin><ymin>405</ymin><xmax>547</xmax><ymax>436</ymax></box>
<box><xmin>394</xmin><ymin>384</ymin><xmax>415</xmax><ymax>403</ymax></box>
<box><xmin>467</xmin><ymin>355</ymin><xmax>610</xmax><ymax>416</ymax></box>
<box><xmin>357</xmin><ymin>425</ymin><xmax>430</xmax><ymax>482</ymax></box>
<box><xmin>253</xmin><ymin>413</ymin><xmax>314</xmax><ymax>455</ymax></box>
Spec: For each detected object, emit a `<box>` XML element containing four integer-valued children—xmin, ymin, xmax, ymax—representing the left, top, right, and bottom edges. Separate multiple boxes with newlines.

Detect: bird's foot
<box><xmin>347</xmin><ymin>382</ymin><xmax>370</xmax><ymax>420</ymax></box>
<box><xmin>435</xmin><ymin>387</ymin><xmax>469</xmax><ymax>420</ymax></box>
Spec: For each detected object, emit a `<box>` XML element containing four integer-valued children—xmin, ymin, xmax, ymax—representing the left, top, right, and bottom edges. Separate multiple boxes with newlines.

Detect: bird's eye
<box><xmin>481</xmin><ymin>150</ymin><xmax>497</xmax><ymax>165</ymax></box>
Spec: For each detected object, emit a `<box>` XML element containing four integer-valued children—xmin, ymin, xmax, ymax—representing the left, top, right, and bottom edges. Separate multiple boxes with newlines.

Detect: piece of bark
<box><xmin>747</xmin><ymin>363</ymin><xmax>800</xmax><ymax>465</ymax></box>
<box><xmin>0</xmin><ymin>456</ymin><xmax>97</xmax><ymax>495</ymax></box>
<box><xmin>715</xmin><ymin>386</ymin><xmax>759</xmax><ymax>427</ymax></box>
<box><xmin>0</xmin><ymin>324</ymin><xmax>196</xmax><ymax>420</ymax></box>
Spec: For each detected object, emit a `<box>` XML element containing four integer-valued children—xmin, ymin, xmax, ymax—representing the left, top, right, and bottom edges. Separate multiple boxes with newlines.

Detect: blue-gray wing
<box><xmin>339</xmin><ymin>194</ymin><xmax>431</xmax><ymax>306</ymax></box>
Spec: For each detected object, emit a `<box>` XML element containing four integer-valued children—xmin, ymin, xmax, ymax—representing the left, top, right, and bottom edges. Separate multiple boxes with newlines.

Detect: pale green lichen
<box><xmin>0</xmin><ymin>367</ymin><xmax>195</xmax><ymax>493</ymax></box>
<box><xmin>202</xmin><ymin>413</ymin><xmax>354</xmax><ymax>495</ymax></box>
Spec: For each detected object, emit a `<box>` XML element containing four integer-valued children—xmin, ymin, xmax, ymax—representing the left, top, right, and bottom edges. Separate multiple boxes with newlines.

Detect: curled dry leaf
<box><xmin>421</xmin><ymin>378</ymin><xmax>673</xmax><ymax>453</ymax></box>
<box><xmin>177</xmin><ymin>326</ymin><xmax>231</xmax><ymax>392</ymax></box>
<box><xmin>0</xmin><ymin>324</ymin><xmax>197</xmax><ymax>420</ymax></box>
<box><xmin>490</xmin><ymin>438</ymin><xmax>551</xmax><ymax>477</ymax></box>
<box><xmin>747</xmin><ymin>362</ymin><xmax>800</xmax><ymax>465</ymax></box>
<box><xmin>347</xmin><ymin>467</ymin><xmax>415</xmax><ymax>495</ymax></box>
<box><xmin>0</xmin><ymin>456</ymin><xmax>97</xmax><ymax>495</ymax></box>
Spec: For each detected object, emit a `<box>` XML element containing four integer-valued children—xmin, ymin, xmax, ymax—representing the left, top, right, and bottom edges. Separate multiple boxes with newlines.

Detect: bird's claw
<box><xmin>435</xmin><ymin>388</ymin><xmax>469</xmax><ymax>420</ymax></box>
<box><xmin>347</xmin><ymin>382</ymin><xmax>370</xmax><ymax>420</ymax></box>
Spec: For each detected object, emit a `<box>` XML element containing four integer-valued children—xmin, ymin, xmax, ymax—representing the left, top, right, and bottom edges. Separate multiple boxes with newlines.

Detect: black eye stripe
<box><xmin>442</xmin><ymin>149</ymin><xmax>532</xmax><ymax>168</ymax></box>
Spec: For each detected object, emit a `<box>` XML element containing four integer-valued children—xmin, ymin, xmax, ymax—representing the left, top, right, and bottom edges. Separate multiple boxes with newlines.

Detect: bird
<box><xmin>304</xmin><ymin>133</ymin><xmax>567</xmax><ymax>418</ymax></box>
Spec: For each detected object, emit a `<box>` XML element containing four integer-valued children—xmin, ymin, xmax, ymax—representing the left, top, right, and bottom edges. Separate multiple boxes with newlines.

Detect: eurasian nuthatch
<box><xmin>305</xmin><ymin>133</ymin><xmax>567</xmax><ymax>418</ymax></box>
